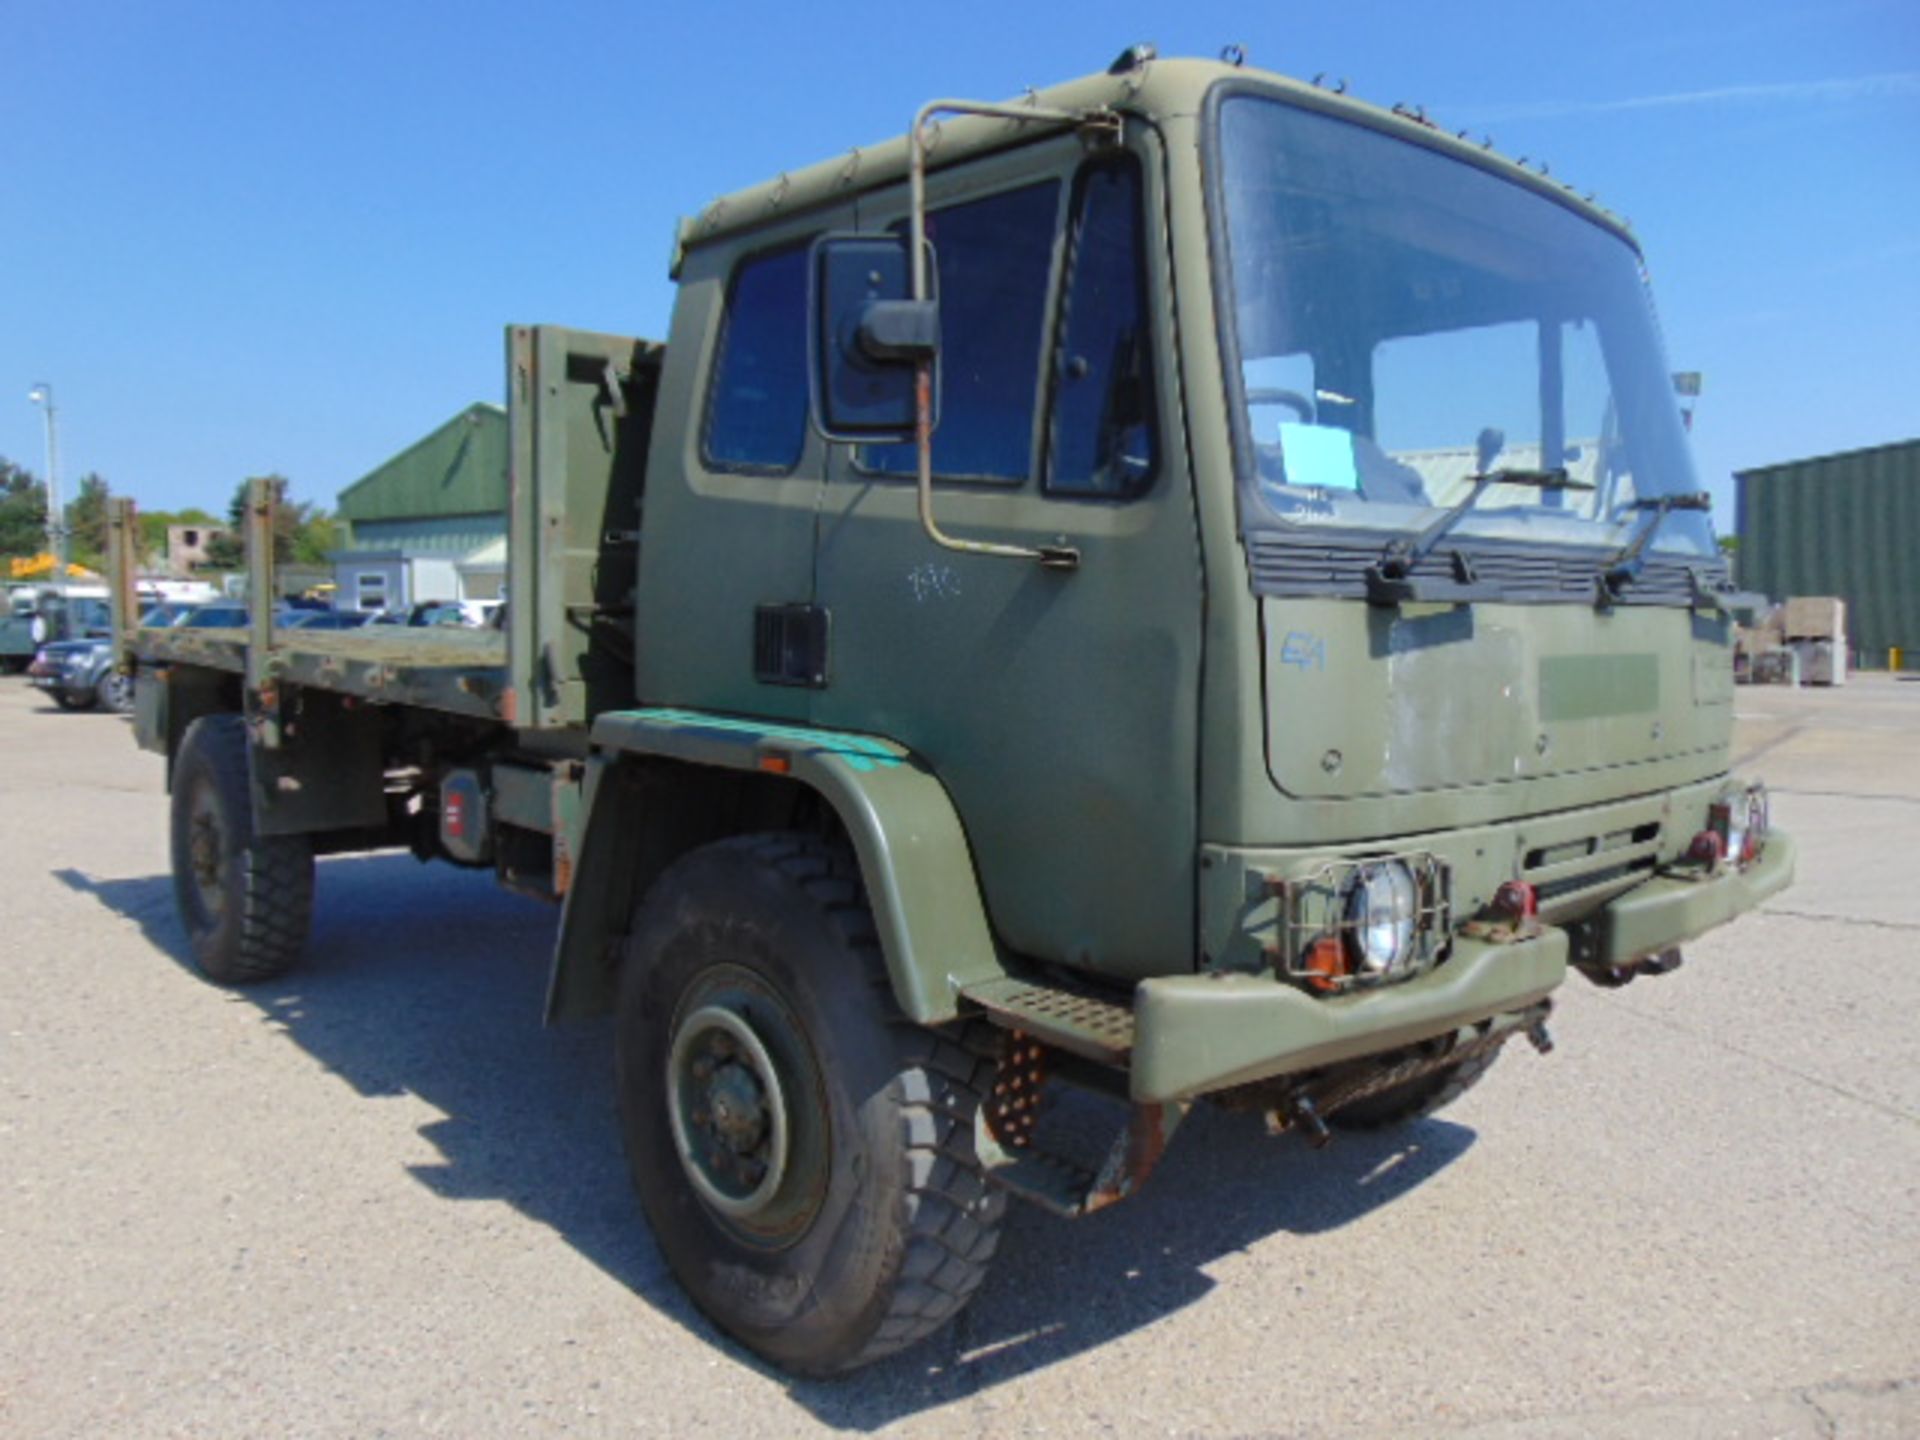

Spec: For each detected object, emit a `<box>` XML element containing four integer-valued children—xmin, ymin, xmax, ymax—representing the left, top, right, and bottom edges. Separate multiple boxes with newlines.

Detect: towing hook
<box><xmin>1638</xmin><ymin>948</ymin><xmax>1685</xmax><ymax>976</ymax></box>
<box><xmin>1578</xmin><ymin>961</ymin><xmax>1638</xmax><ymax>989</ymax></box>
<box><xmin>1292</xmin><ymin>1095</ymin><xmax>1333</xmax><ymax>1148</ymax></box>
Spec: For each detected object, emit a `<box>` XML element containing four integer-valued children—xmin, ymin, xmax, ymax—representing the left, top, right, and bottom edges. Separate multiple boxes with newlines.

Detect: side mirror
<box><xmin>808</xmin><ymin>232</ymin><xmax>939</xmax><ymax>442</ymax></box>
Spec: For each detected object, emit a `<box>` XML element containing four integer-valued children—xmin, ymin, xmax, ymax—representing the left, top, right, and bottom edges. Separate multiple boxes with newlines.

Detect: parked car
<box><xmin>27</xmin><ymin>637</ymin><xmax>132</xmax><ymax>713</ymax></box>
<box><xmin>138</xmin><ymin>603</ymin><xmax>194</xmax><ymax>628</ymax></box>
<box><xmin>175</xmin><ymin>604</ymin><xmax>250</xmax><ymax>628</ymax></box>
<box><xmin>281</xmin><ymin>609</ymin><xmax>372</xmax><ymax>630</ymax></box>
<box><xmin>366</xmin><ymin>601</ymin><xmax>471</xmax><ymax>628</ymax></box>
<box><xmin>457</xmin><ymin>599</ymin><xmax>502</xmax><ymax>627</ymax></box>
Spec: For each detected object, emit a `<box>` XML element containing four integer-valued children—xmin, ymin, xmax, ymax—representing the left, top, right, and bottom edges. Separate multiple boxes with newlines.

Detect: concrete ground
<box><xmin>1</xmin><ymin>673</ymin><xmax>1914</xmax><ymax>1438</ymax></box>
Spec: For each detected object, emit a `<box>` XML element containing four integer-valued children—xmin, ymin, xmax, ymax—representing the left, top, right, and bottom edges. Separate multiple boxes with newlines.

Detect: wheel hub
<box><xmin>667</xmin><ymin>1004</ymin><xmax>792</xmax><ymax>1223</ymax></box>
<box><xmin>705</xmin><ymin>1062</ymin><xmax>768</xmax><ymax>1150</ymax></box>
<box><xmin>186</xmin><ymin>792</ymin><xmax>226</xmax><ymax>914</ymax></box>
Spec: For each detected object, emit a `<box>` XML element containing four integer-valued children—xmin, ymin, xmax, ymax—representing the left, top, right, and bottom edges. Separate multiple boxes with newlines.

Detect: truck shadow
<box><xmin>57</xmin><ymin>854</ymin><xmax>1476</xmax><ymax>1431</ymax></box>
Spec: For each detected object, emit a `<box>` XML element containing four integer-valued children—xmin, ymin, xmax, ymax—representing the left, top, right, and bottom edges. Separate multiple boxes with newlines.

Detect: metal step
<box><xmin>962</xmin><ymin>975</ymin><xmax>1136</xmax><ymax>1065</ymax></box>
<box><xmin>973</xmin><ymin>1098</ymin><xmax>1187</xmax><ymax>1219</ymax></box>
<box><xmin>978</xmin><ymin>1145</ymin><xmax>1101</xmax><ymax>1219</ymax></box>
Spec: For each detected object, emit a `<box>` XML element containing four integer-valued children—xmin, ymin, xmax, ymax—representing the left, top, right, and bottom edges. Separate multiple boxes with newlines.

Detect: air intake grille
<box><xmin>1523</xmin><ymin>821</ymin><xmax>1664</xmax><ymax>917</ymax></box>
<box><xmin>1246</xmin><ymin>529</ymin><xmax>1726</xmax><ymax>608</ymax></box>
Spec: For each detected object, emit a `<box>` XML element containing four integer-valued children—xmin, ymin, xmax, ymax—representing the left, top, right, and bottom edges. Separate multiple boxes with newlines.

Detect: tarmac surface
<box><xmin>1</xmin><ymin>673</ymin><xmax>1915</xmax><ymax>1438</ymax></box>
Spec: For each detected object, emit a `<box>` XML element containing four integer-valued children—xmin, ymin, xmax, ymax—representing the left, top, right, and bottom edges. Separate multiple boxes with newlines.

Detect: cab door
<box><xmin>636</xmin><ymin>203</ymin><xmax>853</xmax><ymax>720</ymax></box>
<box><xmin>810</xmin><ymin>131</ymin><xmax>1204</xmax><ymax>981</ymax></box>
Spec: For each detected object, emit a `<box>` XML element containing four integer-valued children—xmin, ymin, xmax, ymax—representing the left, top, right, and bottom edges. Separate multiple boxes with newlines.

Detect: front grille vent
<box><xmin>1523</xmin><ymin>821</ymin><xmax>1663</xmax><ymax>917</ymax></box>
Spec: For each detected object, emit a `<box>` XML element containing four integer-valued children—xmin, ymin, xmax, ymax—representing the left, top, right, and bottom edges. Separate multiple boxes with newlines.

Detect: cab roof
<box><xmin>673</xmin><ymin>55</ymin><xmax>1632</xmax><ymax>270</ymax></box>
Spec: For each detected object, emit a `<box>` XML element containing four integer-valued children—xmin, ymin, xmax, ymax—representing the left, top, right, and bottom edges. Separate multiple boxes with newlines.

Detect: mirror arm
<box><xmin>907</xmin><ymin>97</ymin><xmax>1118</xmax><ymax>572</ymax></box>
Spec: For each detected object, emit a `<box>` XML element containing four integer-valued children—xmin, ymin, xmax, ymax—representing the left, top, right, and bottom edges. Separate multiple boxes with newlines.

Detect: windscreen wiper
<box><xmin>1366</xmin><ymin>468</ymin><xmax>1597</xmax><ymax>605</ymax></box>
<box><xmin>1597</xmin><ymin>491</ymin><xmax>1712</xmax><ymax>602</ymax></box>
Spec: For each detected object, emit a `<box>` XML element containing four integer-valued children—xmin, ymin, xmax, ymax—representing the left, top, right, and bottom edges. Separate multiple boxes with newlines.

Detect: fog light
<box><xmin>1688</xmin><ymin>829</ymin><xmax>1726</xmax><ymax>867</ymax></box>
<box><xmin>1743</xmin><ymin>786</ymin><xmax>1770</xmax><ymax>863</ymax></box>
<box><xmin>1708</xmin><ymin>784</ymin><xmax>1769</xmax><ymax>869</ymax></box>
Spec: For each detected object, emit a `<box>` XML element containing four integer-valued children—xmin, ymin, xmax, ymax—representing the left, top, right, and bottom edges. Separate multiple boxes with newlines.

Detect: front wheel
<box><xmin>98</xmin><ymin>669</ymin><xmax>134</xmax><ymax>714</ymax></box>
<box><xmin>169</xmin><ymin>713</ymin><xmax>314</xmax><ymax>984</ymax></box>
<box><xmin>616</xmin><ymin>833</ymin><xmax>1005</xmax><ymax>1376</ymax></box>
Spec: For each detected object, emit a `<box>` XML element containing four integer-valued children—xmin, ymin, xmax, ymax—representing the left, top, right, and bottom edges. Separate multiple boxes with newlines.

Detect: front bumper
<box><xmin>1589</xmin><ymin>828</ymin><xmax>1796</xmax><ymax>967</ymax></box>
<box><xmin>1130</xmin><ymin>829</ymin><xmax>1794</xmax><ymax>1104</ymax></box>
<box><xmin>1132</xmin><ymin>929</ymin><xmax>1566</xmax><ymax>1102</ymax></box>
<box><xmin>29</xmin><ymin>666</ymin><xmax>95</xmax><ymax>701</ymax></box>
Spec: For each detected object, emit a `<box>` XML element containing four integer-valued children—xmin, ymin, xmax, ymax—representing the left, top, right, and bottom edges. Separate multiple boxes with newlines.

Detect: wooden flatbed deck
<box><xmin>133</xmin><ymin>624</ymin><xmax>510</xmax><ymax>723</ymax></box>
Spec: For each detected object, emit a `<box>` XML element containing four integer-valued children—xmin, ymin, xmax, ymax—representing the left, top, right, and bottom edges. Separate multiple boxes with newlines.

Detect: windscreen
<box><xmin>1216</xmin><ymin>95</ymin><xmax>1713</xmax><ymax>560</ymax></box>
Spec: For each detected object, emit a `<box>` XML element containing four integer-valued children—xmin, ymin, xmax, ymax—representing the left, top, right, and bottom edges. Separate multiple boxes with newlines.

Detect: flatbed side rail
<box><xmin>245</xmin><ymin>475</ymin><xmax>278</xmax><ymax>724</ymax></box>
<box><xmin>106</xmin><ymin>496</ymin><xmax>139</xmax><ymax>669</ymax></box>
<box><xmin>129</xmin><ymin>626</ymin><xmax>510</xmax><ymax>724</ymax></box>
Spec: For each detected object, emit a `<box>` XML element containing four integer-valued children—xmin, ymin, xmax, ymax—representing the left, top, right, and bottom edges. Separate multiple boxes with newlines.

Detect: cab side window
<box><xmin>864</xmin><ymin>180</ymin><xmax>1061</xmax><ymax>483</ymax></box>
<box><xmin>703</xmin><ymin>244</ymin><xmax>810</xmax><ymax>472</ymax></box>
<box><xmin>1047</xmin><ymin>158</ymin><xmax>1157</xmax><ymax>497</ymax></box>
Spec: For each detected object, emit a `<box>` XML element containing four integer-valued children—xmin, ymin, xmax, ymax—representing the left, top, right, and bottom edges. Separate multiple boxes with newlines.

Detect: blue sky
<box><xmin>3</xmin><ymin>0</ymin><xmax>1915</xmax><ymax>526</ymax></box>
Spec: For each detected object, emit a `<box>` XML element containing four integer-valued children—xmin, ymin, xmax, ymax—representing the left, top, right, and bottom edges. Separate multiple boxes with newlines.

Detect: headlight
<box><xmin>1342</xmin><ymin>860</ymin><xmax>1420</xmax><ymax>974</ymax></box>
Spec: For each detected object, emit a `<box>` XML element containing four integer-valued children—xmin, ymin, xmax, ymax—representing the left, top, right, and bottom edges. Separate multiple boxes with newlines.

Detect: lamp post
<box><xmin>27</xmin><ymin>382</ymin><xmax>65</xmax><ymax>580</ymax></box>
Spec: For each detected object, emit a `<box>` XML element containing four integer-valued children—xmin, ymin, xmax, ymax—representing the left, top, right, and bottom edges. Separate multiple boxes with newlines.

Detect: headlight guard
<box><xmin>1274</xmin><ymin>852</ymin><xmax>1452</xmax><ymax>994</ymax></box>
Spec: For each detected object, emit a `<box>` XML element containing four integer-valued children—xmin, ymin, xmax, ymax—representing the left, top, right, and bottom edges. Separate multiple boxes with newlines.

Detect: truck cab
<box><xmin>627</xmin><ymin>53</ymin><xmax>1786</xmax><ymax>1045</ymax></box>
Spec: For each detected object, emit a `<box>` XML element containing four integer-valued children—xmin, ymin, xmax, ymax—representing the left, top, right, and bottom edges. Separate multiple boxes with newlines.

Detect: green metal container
<box><xmin>1736</xmin><ymin>438</ymin><xmax>1920</xmax><ymax>668</ymax></box>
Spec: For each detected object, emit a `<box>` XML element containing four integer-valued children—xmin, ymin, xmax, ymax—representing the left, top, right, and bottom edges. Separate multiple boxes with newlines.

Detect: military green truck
<box><xmin>114</xmin><ymin>49</ymin><xmax>1793</xmax><ymax>1376</ymax></box>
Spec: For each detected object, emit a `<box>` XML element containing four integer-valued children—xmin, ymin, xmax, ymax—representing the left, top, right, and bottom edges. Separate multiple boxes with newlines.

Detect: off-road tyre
<box><xmin>1329</xmin><ymin>1031</ymin><xmax>1504</xmax><ymax>1131</ymax></box>
<box><xmin>169</xmin><ymin>713</ymin><xmax>314</xmax><ymax>985</ymax></box>
<box><xmin>616</xmin><ymin>832</ymin><xmax>1006</xmax><ymax>1376</ymax></box>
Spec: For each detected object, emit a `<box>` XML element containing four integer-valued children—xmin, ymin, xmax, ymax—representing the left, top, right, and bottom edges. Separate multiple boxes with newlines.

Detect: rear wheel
<box><xmin>169</xmin><ymin>713</ymin><xmax>313</xmax><ymax>984</ymax></box>
<box><xmin>616</xmin><ymin>833</ymin><xmax>1005</xmax><ymax>1376</ymax></box>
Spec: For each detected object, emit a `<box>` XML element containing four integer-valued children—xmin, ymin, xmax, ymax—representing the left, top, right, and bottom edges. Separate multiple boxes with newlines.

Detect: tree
<box><xmin>64</xmin><ymin>473</ymin><xmax>111</xmax><ymax>569</ymax></box>
<box><xmin>201</xmin><ymin>530</ymin><xmax>245</xmax><ymax>571</ymax></box>
<box><xmin>0</xmin><ymin>457</ymin><xmax>49</xmax><ymax>561</ymax></box>
<box><xmin>292</xmin><ymin>509</ymin><xmax>338</xmax><ymax>564</ymax></box>
<box><xmin>214</xmin><ymin>476</ymin><xmax>335</xmax><ymax>569</ymax></box>
<box><xmin>136</xmin><ymin>510</ymin><xmax>172</xmax><ymax>562</ymax></box>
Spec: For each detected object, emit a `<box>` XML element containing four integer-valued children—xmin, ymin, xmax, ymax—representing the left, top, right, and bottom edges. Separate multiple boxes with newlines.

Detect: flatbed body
<box><xmin>132</xmin><ymin>622</ymin><xmax>508</xmax><ymax>723</ymax></box>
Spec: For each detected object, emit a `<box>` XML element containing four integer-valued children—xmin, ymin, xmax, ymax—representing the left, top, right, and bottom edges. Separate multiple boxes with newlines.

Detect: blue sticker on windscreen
<box><xmin>1278</xmin><ymin>423</ymin><xmax>1360</xmax><ymax>491</ymax></box>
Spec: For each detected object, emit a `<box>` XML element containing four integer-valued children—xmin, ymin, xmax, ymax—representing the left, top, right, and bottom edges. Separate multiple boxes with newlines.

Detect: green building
<box><xmin>331</xmin><ymin>403</ymin><xmax>508</xmax><ymax>613</ymax></box>
<box><xmin>1735</xmin><ymin>438</ymin><xmax>1920</xmax><ymax>669</ymax></box>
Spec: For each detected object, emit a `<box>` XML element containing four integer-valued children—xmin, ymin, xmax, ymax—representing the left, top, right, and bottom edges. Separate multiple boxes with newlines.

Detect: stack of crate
<box><xmin>1735</xmin><ymin>606</ymin><xmax>1787</xmax><ymax>685</ymax></box>
<box><xmin>1783</xmin><ymin>596</ymin><xmax>1848</xmax><ymax>686</ymax></box>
